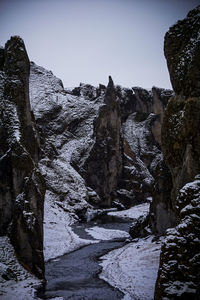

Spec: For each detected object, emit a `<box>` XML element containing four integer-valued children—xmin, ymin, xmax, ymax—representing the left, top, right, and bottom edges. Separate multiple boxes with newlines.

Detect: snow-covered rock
<box><xmin>155</xmin><ymin>7</ymin><xmax>200</xmax><ymax>298</ymax></box>
<box><xmin>29</xmin><ymin>59</ymin><xmax>173</xmax><ymax>261</ymax></box>
<box><xmin>155</xmin><ymin>176</ymin><xmax>200</xmax><ymax>299</ymax></box>
<box><xmin>0</xmin><ymin>36</ymin><xmax>45</xmax><ymax>279</ymax></box>
<box><xmin>0</xmin><ymin>236</ymin><xmax>41</xmax><ymax>300</ymax></box>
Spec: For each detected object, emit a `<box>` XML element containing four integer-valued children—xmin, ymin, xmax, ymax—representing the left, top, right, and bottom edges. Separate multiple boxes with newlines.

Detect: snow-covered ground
<box><xmin>99</xmin><ymin>236</ymin><xmax>163</xmax><ymax>300</ymax></box>
<box><xmin>0</xmin><ymin>236</ymin><xmax>41</xmax><ymax>300</ymax></box>
<box><xmin>83</xmin><ymin>203</ymin><xmax>161</xmax><ymax>300</ymax></box>
<box><xmin>29</xmin><ymin>62</ymin><xmax>106</xmax><ymax>262</ymax></box>
<box><xmin>108</xmin><ymin>202</ymin><xmax>150</xmax><ymax>220</ymax></box>
<box><xmin>44</xmin><ymin>190</ymin><xmax>97</xmax><ymax>262</ymax></box>
<box><xmin>85</xmin><ymin>226</ymin><xmax>130</xmax><ymax>241</ymax></box>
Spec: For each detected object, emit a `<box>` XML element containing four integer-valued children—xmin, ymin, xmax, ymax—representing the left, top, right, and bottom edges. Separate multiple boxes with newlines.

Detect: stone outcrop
<box><xmin>154</xmin><ymin>6</ymin><xmax>200</xmax><ymax>299</ymax></box>
<box><xmin>0</xmin><ymin>36</ymin><xmax>45</xmax><ymax>279</ymax></box>
<box><xmin>80</xmin><ymin>81</ymin><xmax>172</xmax><ymax>208</ymax></box>
<box><xmin>150</xmin><ymin>157</ymin><xmax>176</xmax><ymax>235</ymax></box>
<box><xmin>155</xmin><ymin>176</ymin><xmax>200</xmax><ymax>300</ymax></box>
<box><xmin>83</xmin><ymin>76</ymin><xmax>123</xmax><ymax>206</ymax></box>
<box><xmin>117</xmin><ymin>85</ymin><xmax>173</xmax><ymax>128</ymax></box>
<box><xmin>119</xmin><ymin>87</ymin><xmax>172</xmax><ymax>208</ymax></box>
<box><xmin>162</xmin><ymin>4</ymin><xmax>200</xmax><ymax>209</ymax></box>
<box><xmin>162</xmin><ymin>94</ymin><xmax>200</xmax><ymax>205</ymax></box>
<box><xmin>164</xmin><ymin>6</ymin><xmax>200</xmax><ymax>97</ymax></box>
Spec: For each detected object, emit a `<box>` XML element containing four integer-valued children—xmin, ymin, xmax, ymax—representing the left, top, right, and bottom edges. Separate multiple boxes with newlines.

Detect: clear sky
<box><xmin>0</xmin><ymin>0</ymin><xmax>199</xmax><ymax>89</ymax></box>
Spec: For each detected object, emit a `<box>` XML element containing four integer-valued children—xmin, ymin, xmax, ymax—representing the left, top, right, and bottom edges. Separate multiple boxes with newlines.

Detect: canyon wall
<box><xmin>155</xmin><ymin>6</ymin><xmax>200</xmax><ymax>299</ymax></box>
<box><xmin>0</xmin><ymin>36</ymin><xmax>45</xmax><ymax>279</ymax></box>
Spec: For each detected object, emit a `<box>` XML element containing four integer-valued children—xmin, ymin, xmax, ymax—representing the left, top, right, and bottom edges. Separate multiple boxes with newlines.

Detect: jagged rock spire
<box><xmin>104</xmin><ymin>75</ymin><xmax>116</xmax><ymax>105</ymax></box>
<box><xmin>83</xmin><ymin>75</ymin><xmax>122</xmax><ymax>206</ymax></box>
<box><xmin>0</xmin><ymin>36</ymin><xmax>45</xmax><ymax>279</ymax></box>
<box><xmin>108</xmin><ymin>75</ymin><xmax>114</xmax><ymax>88</ymax></box>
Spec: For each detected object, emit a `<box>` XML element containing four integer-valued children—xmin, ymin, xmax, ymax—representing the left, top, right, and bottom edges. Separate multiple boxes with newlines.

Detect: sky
<box><xmin>0</xmin><ymin>0</ymin><xmax>199</xmax><ymax>89</ymax></box>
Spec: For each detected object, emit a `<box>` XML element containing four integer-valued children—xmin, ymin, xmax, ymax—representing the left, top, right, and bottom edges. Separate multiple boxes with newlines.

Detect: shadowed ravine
<box><xmin>37</xmin><ymin>217</ymin><xmax>131</xmax><ymax>300</ymax></box>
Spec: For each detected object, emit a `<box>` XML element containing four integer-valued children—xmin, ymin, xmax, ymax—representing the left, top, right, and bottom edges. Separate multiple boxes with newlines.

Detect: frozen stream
<box><xmin>37</xmin><ymin>215</ymin><xmax>131</xmax><ymax>300</ymax></box>
<box><xmin>37</xmin><ymin>203</ymin><xmax>161</xmax><ymax>300</ymax></box>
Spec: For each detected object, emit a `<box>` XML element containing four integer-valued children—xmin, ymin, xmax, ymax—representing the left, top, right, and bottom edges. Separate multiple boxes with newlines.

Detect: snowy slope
<box><xmin>0</xmin><ymin>236</ymin><xmax>41</xmax><ymax>300</ymax></box>
<box><xmin>29</xmin><ymin>62</ymin><xmax>171</xmax><ymax>261</ymax></box>
<box><xmin>29</xmin><ymin>62</ymin><xmax>105</xmax><ymax>261</ymax></box>
<box><xmin>100</xmin><ymin>236</ymin><xmax>162</xmax><ymax>300</ymax></box>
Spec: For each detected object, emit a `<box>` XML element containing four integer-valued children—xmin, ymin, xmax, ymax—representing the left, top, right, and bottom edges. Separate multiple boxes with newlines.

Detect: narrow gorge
<box><xmin>0</xmin><ymin>5</ymin><xmax>200</xmax><ymax>300</ymax></box>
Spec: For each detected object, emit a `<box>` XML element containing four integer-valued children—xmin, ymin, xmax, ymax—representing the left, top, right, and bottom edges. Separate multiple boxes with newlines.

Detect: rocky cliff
<box><xmin>83</xmin><ymin>76</ymin><xmax>123</xmax><ymax>206</ymax></box>
<box><xmin>0</xmin><ymin>36</ymin><xmax>45</xmax><ymax>279</ymax></box>
<box><xmin>154</xmin><ymin>6</ymin><xmax>200</xmax><ymax>299</ymax></box>
<box><xmin>29</xmin><ymin>58</ymin><xmax>173</xmax><ymax>220</ymax></box>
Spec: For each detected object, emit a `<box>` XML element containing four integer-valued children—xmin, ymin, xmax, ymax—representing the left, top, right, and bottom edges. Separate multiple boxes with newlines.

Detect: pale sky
<box><xmin>0</xmin><ymin>0</ymin><xmax>199</xmax><ymax>89</ymax></box>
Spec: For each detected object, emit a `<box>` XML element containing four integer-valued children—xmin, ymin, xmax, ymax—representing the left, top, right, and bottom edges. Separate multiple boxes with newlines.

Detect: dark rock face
<box><xmin>81</xmin><ymin>80</ymin><xmax>172</xmax><ymax>208</ymax></box>
<box><xmin>155</xmin><ymin>176</ymin><xmax>200</xmax><ymax>300</ymax></box>
<box><xmin>0</xmin><ymin>36</ymin><xmax>45</xmax><ymax>279</ymax></box>
<box><xmin>83</xmin><ymin>77</ymin><xmax>123</xmax><ymax>206</ymax></box>
<box><xmin>150</xmin><ymin>157</ymin><xmax>176</xmax><ymax>235</ymax></box>
<box><xmin>164</xmin><ymin>6</ymin><xmax>200</xmax><ymax>97</ymax></box>
<box><xmin>155</xmin><ymin>6</ymin><xmax>200</xmax><ymax>299</ymax></box>
<box><xmin>162</xmin><ymin>95</ymin><xmax>200</xmax><ymax>204</ymax></box>
<box><xmin>0</xmin><ymin>47</ymin><xmax>4</xmax><ymax>70</ymax></box>
<box><xmin>111</xmin><ymin>86</ymin><xmax>172</xmax><ymax>208</ymax></box>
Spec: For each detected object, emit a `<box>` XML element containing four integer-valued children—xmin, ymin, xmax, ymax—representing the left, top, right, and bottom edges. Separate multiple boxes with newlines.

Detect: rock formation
<box><xmin>154</xmin><ymin>6</ymin><xmax>200</xmax><ymax>299</ymax></box>
<box><xmin>155</xmin><ymin>176</ymin><xmax>200</xmax><ymax>300</ymax></box>
<box><xmin>83</xmin><ymin>76</ymin><xmax>123</xmax><ymax>206</ymax></box>
<box><xmin>29</xmin><ymin>63</ymin><xmax>172</xmax><ymax>214</ymax></box>
<box><xmin>0</xmin><ymin>36</ymin><xmax>45</xmax><ymax>279</ymax></box>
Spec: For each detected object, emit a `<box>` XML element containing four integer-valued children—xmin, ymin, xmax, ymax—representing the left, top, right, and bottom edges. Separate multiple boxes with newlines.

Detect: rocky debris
<box><xmin>154</xmin><ymin>6</ymin><xmax>200</xmax><ymax>299</ymax></box>
<box><xmin>155</xmin><ymin>176</ymin><xmax>200</xmax><ymax>300</ymax></box>
<box><xmin>129</xmin><ymin>214</ymin><xmax>150</xmax><ymax>238</ymax></box>
<box><xmin>87</xmin><ymin>187</ymin><xmax>101</xmax><ymax>206</ymax></box>
<box><xmin>0</xmin><ymin>36</ymin><xmax>45</xmax><ymax>279</ymax></box>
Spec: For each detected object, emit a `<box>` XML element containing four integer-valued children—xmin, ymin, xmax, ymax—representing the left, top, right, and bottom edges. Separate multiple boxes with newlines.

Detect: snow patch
<box><xmin>99</xmin><ymin>236</ymin><xmax>162</xmax><ymax>300</ymax></box>
<box><xmin>108</xmin><ymin>202</ymin><xmax>150</xmax><ymax>220</ymax></box>
<box><xmin>85</xmin><ymin>226</ymin><xmax>130</xmax><ymax>241</ymax></box>
<box><xmin>0</xmin><ymin>236</ymin><xmax>41</xmax><ymax>300</ymax></box>
<box><xmin>43</xmin><ymin>190</ymin><xmax>97</xmax><ymax>262</ymax></box>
